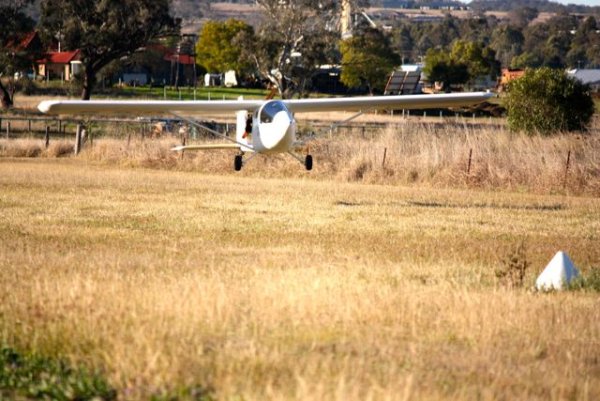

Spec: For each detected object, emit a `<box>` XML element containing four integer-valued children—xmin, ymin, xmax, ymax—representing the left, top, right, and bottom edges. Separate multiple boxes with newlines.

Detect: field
<box><xmin>1</xmin><ymin>157</ymin><xmax>599</xmax><ymax>400</ymax></box>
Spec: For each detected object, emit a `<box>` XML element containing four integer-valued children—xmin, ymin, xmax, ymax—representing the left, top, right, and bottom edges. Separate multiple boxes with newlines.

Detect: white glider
<box><xmin>38</xmin><ymin>92</ymin><xmax>492</xmax><ymax>171</ymax></box>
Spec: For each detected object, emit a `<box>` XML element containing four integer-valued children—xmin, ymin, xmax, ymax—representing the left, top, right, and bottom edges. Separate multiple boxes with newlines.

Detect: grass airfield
<box><xmin>1</xmin><ymin>158</ymin><xmax>599</xmax><ymax>400</ymax></box>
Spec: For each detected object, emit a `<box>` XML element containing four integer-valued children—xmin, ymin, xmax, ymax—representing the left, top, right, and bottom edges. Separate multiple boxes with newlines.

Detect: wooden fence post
<box><xmin>6</xmin><ymin>122</ymin><xmax>10</xmax><ymax>139</ymax></box>
<box><xmin>382</xmin><ymin>147</ymin><xmax>387</xmax><ymax>168</ymax></box>
<box><xmin>563</xmin><ymin>150</ymin><xmax>571</xmax><ymax>189</ymax></box>
<box><xmin>74</xmin><ymin>124</ymin><xmax>83</xmax><ymax>155</ymax></box>
<box><xmin>180</xmin><ymin>133</ymin><xmax>187</xmax><ymax>160</ymax></box>
<box><xmin>467</xmin><ymin>148</ymin><xmax>473</xmax><ymax>174</ymax></box>
<box><xmin>45</xmin><ymin>126</ymin><xmax>50</xmax><ymax>148</ymax></box>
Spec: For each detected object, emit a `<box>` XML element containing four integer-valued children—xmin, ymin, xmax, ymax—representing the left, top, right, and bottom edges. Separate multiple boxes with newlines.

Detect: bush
<box><xmin>568</xmin><ymin>268</ymin><xmax>600</xmax><ymax>292</ymax></box>
<box><xmin>14</xmin><ymin>77</ymin><xmax>36</xmax><ymax>96</ymax></box>
<box><xmin>0</xmin><ymin>347</ymin><xmax>116</xmax><ymax>400</ymax></box>
<box><xmin>505</xmin><ymin>67</ymin><xmax>595</xmax><ymax>135</ymax></box>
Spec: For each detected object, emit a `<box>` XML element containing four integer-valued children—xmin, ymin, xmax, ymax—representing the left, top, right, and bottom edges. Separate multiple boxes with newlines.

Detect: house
<box><xmin>567</xmin><ymin>69</ymin><xmax>600</xmax><ymax>93</ymax></box>
<box><xmin>163</xmin><ymin>51</ymin><xmax>198</xmax><ymax>86</ymax></box>
<box><xmin>5</xmin><ymin>31</ymin><xmax>44</xmax><ymax>78</ymax></box>
<box><xmin>37</xmin><ymin>50</ymin><xmax>81</xmax><ymax>81</ymax></box>
<box><xmin>114</xmin><ymin>44</ymin><xmax>198</xmax><ymax>87</ymax></box>
<box><xmin>498</xmin><ymin>68</ymin><xmax>525</xmax><ymax>91</ymax></box>
<box><xmin>7</xmin><ymin>31</ymin><xmax>43</xmax><ymax>54</ymax></box>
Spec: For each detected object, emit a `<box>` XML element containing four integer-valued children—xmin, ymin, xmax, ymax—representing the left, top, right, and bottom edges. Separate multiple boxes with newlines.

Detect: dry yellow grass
<box><xmin>0</xmin><ymin>159</ymin><xmax>599</xmax><ymax>400</ymax></box>
<box><xmin>5</xmin><ymin>119</ymin><xmax>596</xmax><ymax>195</ymax></box>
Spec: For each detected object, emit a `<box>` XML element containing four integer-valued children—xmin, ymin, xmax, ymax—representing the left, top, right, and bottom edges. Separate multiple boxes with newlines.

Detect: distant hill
<box><xmin>374</xmin><ymin>0</ymin><xmax>464</xmax><ymax>7</ymax></box>
<box><xmin>470</xmin><ymin>0</ymin><xmax>600</xmax><ymax>14</ymax></box>
<box><xmin>171</xmin><ymin>0</ymin><xmax>209</xmax><ymax>18</ymax></box>
<box><xmin>169</xmin><ymin>0</ymin><xmax>599</xmax><ymax>19</ymax></box>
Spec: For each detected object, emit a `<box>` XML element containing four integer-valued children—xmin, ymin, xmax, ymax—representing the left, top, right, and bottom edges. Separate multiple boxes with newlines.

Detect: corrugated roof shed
<box><xmin>567</xmin><ymin>69</ymin><xmax>600</xmax><ymax>85</ymax></box>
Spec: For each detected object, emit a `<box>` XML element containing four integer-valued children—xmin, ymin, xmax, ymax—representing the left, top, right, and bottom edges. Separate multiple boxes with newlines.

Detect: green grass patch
<box><xmin>0</xmin><ymin>347</ymin><xmax>116</xmax><ymax>400</ymax></box>
<box><xmin>0</xmin><ymin>346</ymin><xmax>216</xmax><ymax>401</ymax></box>
<box><xmin>116</xmin><ymin>86</ymin><xmax>269</xmax><ymax>101</ymax></box>
<box><xmin>568</xmin><ymin>268</ymin><xmax>600</xmax><ymax>292</ymax></box>
<box><xmin>25</xmin><ymin>79</ymin><xmax>270</xmax><ymax>101</ymax></box>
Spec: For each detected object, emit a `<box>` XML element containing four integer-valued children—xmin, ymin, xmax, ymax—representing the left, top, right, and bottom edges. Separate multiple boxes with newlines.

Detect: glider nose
<box><xmin>261</xmin><ymin>111</ymin><xmax>294</xmax><ymax>151</ymax></box>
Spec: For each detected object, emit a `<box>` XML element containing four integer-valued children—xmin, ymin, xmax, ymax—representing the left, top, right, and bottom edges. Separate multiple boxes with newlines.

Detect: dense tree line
<box><xmin>389</xmin><ymin>11</ymin><xmax>600</xmax><ymax>70</ymax></box>
<box><xmin>471</xmin><ymin>0</ymin><xmax>600</xmax><ymax>14</ymax></box>
<box><xmin>2</xmin><ymin>0</ymin><xmax>600</xmax><ymax>107</ymax></box>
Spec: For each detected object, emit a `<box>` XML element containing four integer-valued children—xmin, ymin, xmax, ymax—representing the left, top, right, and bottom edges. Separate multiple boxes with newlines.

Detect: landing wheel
<box><xmin>234</xmin><ymin>155</ymin><xmax>243</xmax><ymax>171</ymax></box>
<box><xmin>304</xmin><ymin>154</ymin><xmax>313</xmax><ymax>171</ymax></box>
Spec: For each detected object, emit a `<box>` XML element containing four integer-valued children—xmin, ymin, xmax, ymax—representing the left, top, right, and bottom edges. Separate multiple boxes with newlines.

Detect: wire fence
<box><xmin>1</xmin><ymin>114</ymin><xmax>598</xmax><ymax>149</ymax></box>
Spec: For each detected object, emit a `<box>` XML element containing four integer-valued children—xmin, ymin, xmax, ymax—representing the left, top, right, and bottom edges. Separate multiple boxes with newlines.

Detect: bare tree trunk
<box><xmin>81</xmin><ymin>66</ymin><xmax>96</xmax><ymax>100</ymax></box>
<box><xmin>0</xmin><ymin>80</ymin><xmax>14</xmax><ymax>110</ymax></box>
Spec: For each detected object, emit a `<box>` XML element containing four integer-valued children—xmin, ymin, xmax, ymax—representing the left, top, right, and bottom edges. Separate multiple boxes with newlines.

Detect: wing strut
<box><xmin>328</xmin><ymin>111</ymin><xmax>364</xmax><ymax>137</ymax></box>
<box><xmin>170</xmin><ymin>112</ymin><xmax>253</xmax><ymax>152</ymax></box>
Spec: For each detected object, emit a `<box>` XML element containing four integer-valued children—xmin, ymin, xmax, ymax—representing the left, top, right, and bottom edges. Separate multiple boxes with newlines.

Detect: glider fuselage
<box><xmin>250</xmin><ymin>100</ymin><xmax>297</xmax><ymax>154</ymax></box>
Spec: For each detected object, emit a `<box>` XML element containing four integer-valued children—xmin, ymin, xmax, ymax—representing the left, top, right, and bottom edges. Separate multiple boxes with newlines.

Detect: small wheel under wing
<box><xmin>305</xmin><ymin>155</ymin><xmax>313</xmax><ymax>171</ymax></box>
<box><xmin>234</xmin><ymin>155</ymin><xmax>243</xmax><ymax>171</ymax></box>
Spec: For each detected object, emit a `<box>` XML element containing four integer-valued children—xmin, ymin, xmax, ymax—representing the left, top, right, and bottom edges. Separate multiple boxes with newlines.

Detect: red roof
<box><xmin>140</xmin><ymin>43</ymin><xmax>196</xmax><ymax>65</ymax></box>
<box><xmin>17</xmin><ymin>32</ymin><xmax>37</xmax><ymax>50</ymax></box>
<box><xmin>163</xmin><ymin>53</ymin><xmax>195</xmax><ymax>65</ymax></box>
<box><xmin>6</xmin><ymin>31</ymin><xmax>39</xmax><ymax>51</ymax></box>
<box><xmin>39</xmin><ymin>50</ymin><xmax>81</xmax><ymax>64</ymax></box>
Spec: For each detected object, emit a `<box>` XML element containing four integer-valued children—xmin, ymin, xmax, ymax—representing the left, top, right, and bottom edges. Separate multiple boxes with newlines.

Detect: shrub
<box><xmin>14</xmin><ymin>77</ymin><xmax>36</xmax><ymax>96</ymax></box>
<box><xmin>505</xmin><ymin>67</ymin><xmax>595</xmax><ymax>135</ymax></box>
<box><xmin>0</xmin><ymin>347</ymin><xmax>116</xmax><ymax>400</ymax></box>
<box><xmin>568</xmin><ymin>268</ymin><xmax>600</xmax><ymax>292</ymax></box>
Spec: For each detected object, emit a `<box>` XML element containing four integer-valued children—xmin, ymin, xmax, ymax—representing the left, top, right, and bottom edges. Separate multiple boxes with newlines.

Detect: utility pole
<box><xmin>341</xmin><ymin>0</ymin><xmax>353</xmax><ymax>40</ymax></box>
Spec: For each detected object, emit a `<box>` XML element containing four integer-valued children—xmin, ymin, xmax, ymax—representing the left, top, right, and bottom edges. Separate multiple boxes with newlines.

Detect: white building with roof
<box><xmin>567</xmin><ymin>69</ymin><xmax>600</xmax><ymax>92</ymax></box>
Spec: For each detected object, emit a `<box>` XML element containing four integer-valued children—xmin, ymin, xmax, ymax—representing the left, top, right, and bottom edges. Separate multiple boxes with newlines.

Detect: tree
<box><xmin>422</xmin><ymin>48</ymin><xmax>469</xmax><ymax>92</ymax></box>
<box><xmin>505</xmin><ymin>67</ymin><xmax>595</xmax><ymax>134</ymax></box>
<box><xmin>248</xmin><ymin>0</ymin><xmax>329</xmax><ymax>98</ymax></box>
<box><xmin>423</xmin><ymin>40</ymin><xmax>498</xmax><ymax>91</ymax></box>
<box><xmin>508</xmin><ymin>6</ymin><xmax>539</xmax><ymax>28</ymax></box>
<box><xmin>195</xmin><ymin>19</ymin><xmax>253</xmax><ymax>74</ymax></box>
<box><xmin>510</xmin><ymin>52</ymin><xmax>542</xmax><ymax>69</ymax></box>
<box><xmin>490</xmin><ymin>25</ymin><xmax>524</xmax><ymax>67</ymax></box>
<box><xmin>243</xmin><ymin>0</ymin><xmax>364</xmax><ymax>98</ymax></box>
<box><xmin>568</xmin><ymin>16</ymin><xmax>599</xmax><ymax>68</ymax></box>
<box><xmin>450</xmin><ymin>40</ymin><xmax>500</xmax><ymax>81</ymax></box>
<box><xmin>0</xmin><ymin>0</ymin><xmax>36</xmax><ymax>109</ymax></box>
<box><xmin>340</xmin><ymin>28</ymin><xmax>400</xmax><ymax>94</ymax></box>
<box><xmin>521</xmin><ymin>23</ymin><xmax>549</xmax><ymax>66</ymax></box>
<box><xmin>426</xmin><ymin>14</ymin><xmax>460</xmax><ymax>49</ymax></box>
<box><xmin>584</xmin><ymin>17</ymin><xmax>600</xmax><ymax>67</ymax></box>
<box><xmin>391</xmin><ymin>25</ymin><xmax>414</xmax><ymax>63</ymax></box>
<box><xmin>459</xmin><ymin>16</ymin><xmax>492</xmax><ymax>43</ymax></box>
<box><xmin>39</xmin><ymin>0</ymin><xmax>175</xmax><ymax>100</ymax></box>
